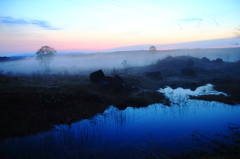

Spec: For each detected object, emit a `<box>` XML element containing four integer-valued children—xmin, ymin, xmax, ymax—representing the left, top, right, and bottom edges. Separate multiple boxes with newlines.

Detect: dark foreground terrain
<box><xmin>0</xmin><ymin>55</ymin><xmax>240</xmax><ymax>158</ymax></box>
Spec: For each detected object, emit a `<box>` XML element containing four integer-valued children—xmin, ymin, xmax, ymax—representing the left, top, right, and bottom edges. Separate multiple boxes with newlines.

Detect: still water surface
<box><xmin>1</xmin><ymin>84</ymin><xmax>239</xmax><ymax>158</ymax></box>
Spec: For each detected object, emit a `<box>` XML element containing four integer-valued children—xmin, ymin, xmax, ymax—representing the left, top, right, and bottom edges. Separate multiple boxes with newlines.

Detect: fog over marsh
<box><xmin>0</xmin><ymin>48</ymin><xmax>239</xmax><ymax>74</ymax></box>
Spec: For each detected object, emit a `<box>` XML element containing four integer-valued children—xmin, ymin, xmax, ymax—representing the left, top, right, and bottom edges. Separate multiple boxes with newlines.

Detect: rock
<box><xmin>113</xmin><ymin>75</ymin><xmax>131</xmax><ymax>93</ymax></box>
<box><xmin>113</xmin><ymin>75</ymin><xmax>126</xmax><ymax>84</ymax></box>
<box><xmin>146</xmin><ymin>71</ymin><xmax>162</xmax><ymax>79</ymax></box>
<box><xmin>89</xmin><ymin>71</ymin><xmax>135</xmax><ymax>93</ymax></box>
<box><xmin>99</xmin><ymin>76</ymin><xmax>114</xmax><ymax>88</ymax></box>
<box><xmin>113</xmin><ymin>75</ymin><xmax>129</xmax><ymax>93</ymax></box>
<box><xmin>103</xmin><ymin>76</ymin><xmax>114</xmax><ymax>84</ymax></box>
<box><xmin>90</xmin><ymin>70</ymin><xmax>105</xmax><ymax>83</ymax></box>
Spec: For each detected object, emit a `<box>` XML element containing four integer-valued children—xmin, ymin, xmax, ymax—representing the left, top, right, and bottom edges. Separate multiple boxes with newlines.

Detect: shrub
<box><xmin>202</xmin><ymin>57</ymin><xmax>211</xmax><ymax>63</ymax></box>
<box><xmin>181</xmin><ymin>68</ymin><xmax>196</xmax><ymax>77</ymax></box>
<box><xmin>187</xmin><ymin>58</ymin><xmax>194</xmax><ymax>67</ymax></box>
<box><xmin>212</xmin><ymin>58</ymin><xmax>223</xmax><ymax>63</ymax></box>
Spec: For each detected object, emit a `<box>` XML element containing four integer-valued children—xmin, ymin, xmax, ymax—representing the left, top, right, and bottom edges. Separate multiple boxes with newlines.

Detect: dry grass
<box><xmin>0</xmin><ymin>73</ymin><xmax>169</xmax><ymax>140</ymax></box>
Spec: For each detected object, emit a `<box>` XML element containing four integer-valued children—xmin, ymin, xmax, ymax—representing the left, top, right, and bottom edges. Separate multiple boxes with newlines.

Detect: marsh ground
<box><xmin>0</xmin><ymin>55</ymin><xmax>240</xmax><ymax>158</ymax></box>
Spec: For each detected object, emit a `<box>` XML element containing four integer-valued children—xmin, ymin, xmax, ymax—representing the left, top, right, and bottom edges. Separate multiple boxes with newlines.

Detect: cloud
<box><xmin>0</xmin><ymin>16</ymin><xmax>61</xmax><ymax>30</ymax></box>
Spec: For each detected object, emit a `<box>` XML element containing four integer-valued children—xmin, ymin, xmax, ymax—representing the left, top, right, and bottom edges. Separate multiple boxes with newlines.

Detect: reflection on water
<box><xmin>0</xmin><ymin>84</ymin><xmax>239</xmax><ymax>158</ymax></box>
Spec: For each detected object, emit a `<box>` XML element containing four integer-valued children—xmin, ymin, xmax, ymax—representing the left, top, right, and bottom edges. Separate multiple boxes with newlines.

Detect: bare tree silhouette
<box><xmin>36</xmin><ymin>46</ymin><xmax>57</xmax><ymax>72</ymax></box>
<box><xmin>121</xmin><ymin>60</ymin><xmax>131</xmax><ymax>74</ymax></box>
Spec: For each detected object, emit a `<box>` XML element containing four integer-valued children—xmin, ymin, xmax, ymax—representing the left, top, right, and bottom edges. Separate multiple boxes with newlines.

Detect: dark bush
<box><xmin>202</xmin><ymin>57</ymin><xmax>210</xmax><ymax>63</ymax></box>
<box><xmin>181</xmin><ymin>68</ymin><xmax>196</xmax><ymax>77</ymax></box>
<box><xmin>160</xmin><ymin>68</ymin><xmax>179</xmax><ymax>77</ymax></box>
<box><xmin>187</xmin><ymin>58</ymin><xmax>194</xmax><ymax>67</ymax></box>
<box><xmin>212</xmin><ymin>58</ymin><xmax>223</xmax><ymax>63</ymax></box>
<box><xmin>146</xmin><ymin>71</ymin><xmax>162</xmax><ymax>79</ymax></box>
<box><xmin>0</xmin><ymin>57</ymin><xmax>10</xmax><ymax>62</ymax></box>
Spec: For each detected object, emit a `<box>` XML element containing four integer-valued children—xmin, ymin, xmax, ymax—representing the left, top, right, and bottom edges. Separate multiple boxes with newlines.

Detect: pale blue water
<box><xmin>0</xmin><ymin>84</ymin><xmax>239</xmax><ymax>158</ymax></box>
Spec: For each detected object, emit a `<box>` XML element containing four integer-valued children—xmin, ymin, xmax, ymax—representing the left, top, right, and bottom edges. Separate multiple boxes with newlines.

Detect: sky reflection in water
<box><xmin>1</xmin><ymin>84</ymin><xmax>239</xmax><ymax>158</ymax></box>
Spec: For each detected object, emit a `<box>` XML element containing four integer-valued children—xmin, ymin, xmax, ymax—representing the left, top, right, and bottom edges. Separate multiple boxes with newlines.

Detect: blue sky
<box><xmin>0</xmin><ymin>0</ymin><xmax>240</xmax><ymax>55</ymax></box>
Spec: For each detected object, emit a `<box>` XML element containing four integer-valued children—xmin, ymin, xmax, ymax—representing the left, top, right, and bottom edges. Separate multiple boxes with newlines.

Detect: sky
<box><xmin>0</xmin><ymin>0</ymin><xmax>240</xmax><ymax>56</ymax></box>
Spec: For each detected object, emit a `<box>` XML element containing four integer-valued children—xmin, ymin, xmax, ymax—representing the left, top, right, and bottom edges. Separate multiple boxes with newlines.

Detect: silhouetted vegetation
<box><xmin>36</xmin><ymin>46</ymin><xmax>57</xmax><ymax>72</ymax></box>
<box><xmin>213</xmin><ymin>58</ymin><xmax>223</xmax><ymax>63</ymax></box>
<box><xmin>146</xmin><ymin>71</ymin><xmax>162</xmax><ymax>80</ymax></box>
<box><xmin>149</xmin><ymin>45</ymin><xmax>156</xmax><ymax>51</ymax></box>
<box><xmin>121</xmin><ymin>59</ymin><xmax>131</xmax><ymax>74</ymax></box>
<box><xmin>202</xmin><ymin>57</ymin><xmax>211</xmax><ymax>63</ymax></box>
<box><xmin>181</xmin><ymin>67</ymin><xmax>196</xmax><ymax>77</ymax></box>
<box><xmin>0</xmin><ymin>56</ymin><xmax>10</xmax><ymax>62</ymax></box>
<box><xmin>187</xmin><ymin>58</ymin><xmax>194</xmax><ymax>67</ymax></box>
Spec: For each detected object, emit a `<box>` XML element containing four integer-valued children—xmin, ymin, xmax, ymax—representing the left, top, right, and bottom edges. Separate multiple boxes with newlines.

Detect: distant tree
<box><xmin>121</xmin><ymin>60</ymin><xmax>131</xmax><ymax>74</ymax></box>
<box><xmin>36</xmin><ymin>46</ymin><xmax>56</xmax><ymax>72</ymax></box>
<box><xmin>149</xmin><ymin>46</ymin><xmax>156</xmax><ymax>51</ymax></box>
